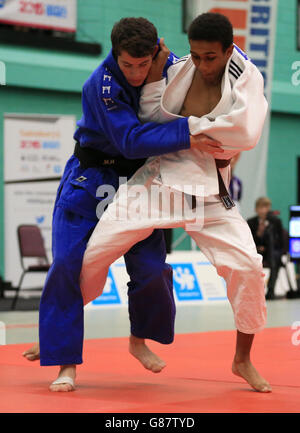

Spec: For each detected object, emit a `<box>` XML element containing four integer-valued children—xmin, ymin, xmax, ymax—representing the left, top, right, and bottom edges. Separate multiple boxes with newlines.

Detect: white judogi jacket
<box><xmin>139</xmin><ymin>46</ymin><xmax>268</xmax><ymax>196</ymax></box>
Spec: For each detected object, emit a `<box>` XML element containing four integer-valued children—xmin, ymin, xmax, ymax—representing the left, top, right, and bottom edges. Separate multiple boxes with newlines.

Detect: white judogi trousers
<box><xmin>80</xmin><ymin>158</ymin><xmax>267</xmax><ymax>334</ymax></box>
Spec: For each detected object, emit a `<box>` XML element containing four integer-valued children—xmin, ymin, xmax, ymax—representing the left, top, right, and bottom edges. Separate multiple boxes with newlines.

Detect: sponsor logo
<box><xmin>172</xmin><ymin>264</ymin><xmax>203</xmax><ymax>301</ymax></box>
<box><xmin>19</xmin><ymin>1</ymin><xmax>67</xmax><ymax>19</ymax></box>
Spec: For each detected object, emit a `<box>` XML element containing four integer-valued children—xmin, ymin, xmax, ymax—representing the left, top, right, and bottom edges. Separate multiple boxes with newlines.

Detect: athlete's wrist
<box><xmin>146</xmin><ymin>73</ymin><xmax>164</xmax><ymax>84</ymax></box>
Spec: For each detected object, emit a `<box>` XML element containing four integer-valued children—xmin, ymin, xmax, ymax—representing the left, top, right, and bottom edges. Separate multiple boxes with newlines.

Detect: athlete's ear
<box><xmin>226</xmin><ymin>44</ymin><xmax>234</xmax><ymax>59</ymax></box>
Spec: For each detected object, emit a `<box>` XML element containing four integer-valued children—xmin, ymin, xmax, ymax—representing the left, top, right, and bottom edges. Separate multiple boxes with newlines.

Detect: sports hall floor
<box><xmin>1</xmin><ymin>297</ymin><xmax>300</xmax><ymax>413</ymax></box>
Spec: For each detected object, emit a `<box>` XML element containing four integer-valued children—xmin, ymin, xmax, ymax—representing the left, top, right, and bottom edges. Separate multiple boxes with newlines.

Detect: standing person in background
<box><xmin>247</xmin><ymin>197</ymin><xmax>284</xmax><ymax>300</ymax></box>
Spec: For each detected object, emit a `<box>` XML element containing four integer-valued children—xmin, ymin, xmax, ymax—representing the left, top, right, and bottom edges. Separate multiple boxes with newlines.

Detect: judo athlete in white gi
<box><xmin>80</xmin><ymin>13</ymin><xmax>272</xmax><ymax>392</ymax></box>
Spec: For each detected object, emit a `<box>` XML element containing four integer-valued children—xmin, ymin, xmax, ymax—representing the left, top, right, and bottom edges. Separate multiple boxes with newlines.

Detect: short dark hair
<box><xmin>188</xmin><ymin>13</ymin><xmax>233</xmax><ymax>51</ymax></box>
<box><xmin>111</xmin><ymin>17</ymin><xmax>157</xmax><ymax>58</ymax></box>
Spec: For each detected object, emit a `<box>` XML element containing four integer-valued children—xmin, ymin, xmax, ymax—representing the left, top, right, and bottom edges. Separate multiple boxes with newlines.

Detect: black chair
<box><xmin>11</xmin><ymin>225</ymin><xmax>50</xmax><ymax>310</ymax></box>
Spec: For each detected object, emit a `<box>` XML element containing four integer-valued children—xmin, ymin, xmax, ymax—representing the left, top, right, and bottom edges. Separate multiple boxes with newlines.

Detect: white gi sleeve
<box><xmin>138</xmin><ymin>78</ymin><xmax>166</xmax><ymax>123</ymax></box>
<box><xmin>188</xmin><ymin>62</ymin><xmax>268</xmax><ymax>160</ymax></box>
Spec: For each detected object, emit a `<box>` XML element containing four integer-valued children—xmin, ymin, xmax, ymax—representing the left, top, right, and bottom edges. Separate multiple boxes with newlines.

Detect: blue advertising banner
<box><xmin>85</xmin><ymin>250</ymin><xmax>295</xmax><ymax>308</ymax></box>
<box><xmin>92</xmin><ymin>269</ymin><xmax>121</xmax><ymax>305</ymax></box>
<box><xmin>172</xmin><ymin>263</ymin><xmax>203</xmax><ymax>301</ymax></box>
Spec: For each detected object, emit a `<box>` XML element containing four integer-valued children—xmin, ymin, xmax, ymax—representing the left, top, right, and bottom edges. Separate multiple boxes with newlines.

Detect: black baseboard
<box><xmin>0</xmin><ymin>27</ymin><xmax>102</xmax><ymax>55</ymax></box>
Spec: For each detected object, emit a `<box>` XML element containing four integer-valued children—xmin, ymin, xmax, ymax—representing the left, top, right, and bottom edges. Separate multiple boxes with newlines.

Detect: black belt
<box><xmin>215</xmin><ymin>159</ymin><xmax>235</xmax><ymax>209</ymax></box>
<box><xmin>74</xmin><ymin>143</ymin><xmax>234</xmax><ymax>209</ymax></box>
<box><xmin>74</xmin><ymin>142</ymin><xmax>147</xmax><ymax>176</ymax></box>
<box><xmin>189</xmin><ymin>159</ymin><xmax>235</xmax><ymax>210</ymax></box>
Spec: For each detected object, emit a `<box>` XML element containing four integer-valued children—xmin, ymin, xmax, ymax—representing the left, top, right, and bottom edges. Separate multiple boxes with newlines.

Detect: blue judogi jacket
<box><xmin>73</xmin><ymin>49</ymin><xmax>190</xmax><ymax>158</ymax></box>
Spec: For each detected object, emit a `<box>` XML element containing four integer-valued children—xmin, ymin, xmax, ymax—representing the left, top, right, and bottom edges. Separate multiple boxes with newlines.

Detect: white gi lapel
<box><xmin>160</xmin><ymin>57</ymin><xmax>195</xmax><ymax>120</ymax></box>
<box><xmin>156</xmin><ymin>55</ymin><xmax>222</xmax><ymax>197</ymax></box>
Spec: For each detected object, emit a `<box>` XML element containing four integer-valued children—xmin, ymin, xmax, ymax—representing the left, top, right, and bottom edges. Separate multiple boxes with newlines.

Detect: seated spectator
<box><xmin>247</xmin><ymin>197</ymin><xmax>284</xmax><ymax>300</ymax></box>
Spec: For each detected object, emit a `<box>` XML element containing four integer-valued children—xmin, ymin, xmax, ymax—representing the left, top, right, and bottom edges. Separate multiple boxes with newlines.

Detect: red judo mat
<box><xmin>0</xmin><ymin>326</ymin><xmax>299</xmax><ymax>413</ymax></box>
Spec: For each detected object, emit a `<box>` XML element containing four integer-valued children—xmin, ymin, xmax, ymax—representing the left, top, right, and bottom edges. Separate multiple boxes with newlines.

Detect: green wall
<box><xmin>267</xmin><ymin>0</ymin><xmax>300</xmax><ymax>229</ymax></box>
<box><xmin>0</xmin><ymin>0</ymin><xmax>299</xmax><ymax>275</ymax></box>
<box><xmin>76</xmin><ymin>0</ymin><xmax>189</xmax><ymax>58</ymax></box>
<box><xmin>268</xmin><ymin>112</ymin><xmax>300</xmax><ymax>228</ymax></box>
<box><xmin>271</xmin><ymin>0</ymin><xmax>300</xmax><ymax>114</ymax></box>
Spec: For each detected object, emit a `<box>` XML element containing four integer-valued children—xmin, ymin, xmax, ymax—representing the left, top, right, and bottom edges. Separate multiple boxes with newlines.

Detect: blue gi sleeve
<box><xmin>84</xmin><ymin>73</ymin><xmax>190</xmax><ymax>160</ymax></box>
<box><xmin>163</xmin><ymin>51</ymin><xmax>178</xmax><ymax>77</ymax></box>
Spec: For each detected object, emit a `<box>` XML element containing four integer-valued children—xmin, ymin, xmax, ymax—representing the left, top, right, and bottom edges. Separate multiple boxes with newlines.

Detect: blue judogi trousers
<box><xmin>39</xmin><ymin>156</ymin><xmax>175</xmax><ymax>366</ymax></box>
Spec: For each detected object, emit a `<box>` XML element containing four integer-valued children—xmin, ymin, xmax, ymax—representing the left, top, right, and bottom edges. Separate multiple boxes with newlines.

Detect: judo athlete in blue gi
<box><xmin>23</xmin><ymin>18</ymin><xmax>217</xmax><ymax>391</ymax></box>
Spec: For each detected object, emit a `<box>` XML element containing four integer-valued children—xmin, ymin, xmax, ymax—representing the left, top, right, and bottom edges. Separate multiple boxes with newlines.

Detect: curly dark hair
<box><xmin>111</xmin><ymin>17</ymin><xmax>158</xmax><ymax>58</ymax></box>
<box><xmin>188</xmin><ymin>13</ymin><xmax>233</xmax><ymax>51</ymax></box>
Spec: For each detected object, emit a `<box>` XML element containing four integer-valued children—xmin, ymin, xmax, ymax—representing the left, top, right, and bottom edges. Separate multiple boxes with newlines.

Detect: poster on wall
<box><xmin>182</xmin><ymin>0</ymin><xmax>278</xmax><ymax>219</ymax></box>
<box><xmin>0</xmin><ymin>0</ymin><xmax>77</xmax><ymax>33</ymax></box>
<box><xmin>4</xmin><ymin>114</ymin><xmax>75</xmax><ymax>182</ymax></box>
<box><xmin>4</xmin><ymin>113</ymin><xmax>76</xmax><ymax>289</ymax></box>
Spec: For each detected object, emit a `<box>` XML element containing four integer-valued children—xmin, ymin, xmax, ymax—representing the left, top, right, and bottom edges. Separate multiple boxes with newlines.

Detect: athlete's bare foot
<box><xmin>232</xmin><ymin>359</ymin><xmax>272</xmax><ymax>393</ymax></box>
<box><xmin>49</xmin><ymin>365</ymin><xmax>76</xmax><ymax>392</ymax></box>
<box><xmin>129</xmin><ymin>335</ymin><xmax>166</xmax><ymax>373</ymax></box>
<box><xmin>232</xmin><ymin>330</ymin><xmax>272</xmax><ymax>392</ymax></box>
<box><xmin>22</xmin><ymin>343</ymin><xmax>40</xmax><ymax>361</ymax></box>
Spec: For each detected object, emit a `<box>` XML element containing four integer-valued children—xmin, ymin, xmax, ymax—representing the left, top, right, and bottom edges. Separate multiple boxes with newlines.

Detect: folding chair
<box><xmin>11</xmin><ymin>225</ymin><xmax>50</xmax><ymax>310</ymax></box>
